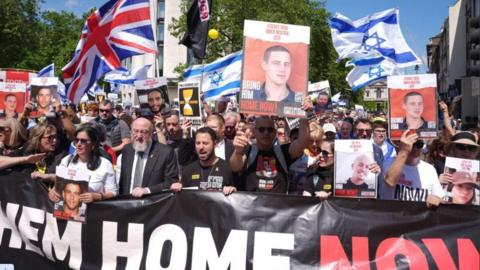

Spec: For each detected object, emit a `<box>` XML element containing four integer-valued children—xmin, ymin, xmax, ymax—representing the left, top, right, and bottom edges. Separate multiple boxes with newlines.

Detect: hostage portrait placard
<box><xmin>53</xmin><ymin>166</ymin><xmax>89</xmax><ymax>223</ymax></box>
<box><xmin>134</xmin><ymin>77</ymin><xmax>168</xmax><ymax>118</ymax></box>
<box><xmin>29</xmin><ymin>77</ymin><xmax>59</xmax><ymax>118</ymax></box>
<box><xmin>334</xmin><ymin>140</ymin><xmax>377</xmax><ymax>198</ymax></box>
<box><xmin>178</xmin><ymin>81</ymin><xmax>201</xmax><ymax>118</ymax></box>
<box><xmin>239</xmin><ymin>20</ymin><xmax>310</xmax><ymax>118</ymax></box>
<box><xmin>388</xmin><ymin>74</ymin><xmax>438</xmax><ymax>139</ymax></box>
<box><xmin>442</xmin><ymin>157</ymin><xmax>480</xmax><ymax>206</ymax></box>
<box><xmin>0</xmin><ymin>82</ymin><xmax>26</xmax><ymax>118</ymax></box>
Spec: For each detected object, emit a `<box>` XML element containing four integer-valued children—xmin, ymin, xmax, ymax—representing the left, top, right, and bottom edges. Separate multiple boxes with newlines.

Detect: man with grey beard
<box><xmin>117</xmin><ymin>117</ymin><xmax>179</xmax><ymax>197</ymax></box>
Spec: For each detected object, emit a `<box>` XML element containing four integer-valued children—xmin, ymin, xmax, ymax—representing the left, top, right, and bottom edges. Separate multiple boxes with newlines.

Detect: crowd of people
<box><xmin>0</xmin><ymin>86</ymin><xmax>479</xmax><ymax>212</ymax></box>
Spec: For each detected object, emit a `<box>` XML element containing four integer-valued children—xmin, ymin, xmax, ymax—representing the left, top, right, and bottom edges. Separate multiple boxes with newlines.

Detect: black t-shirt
<box><xmin>304</xmin><ymin>167</ymin><xmax>334</xmax><ymax>195</ymax></box>
<box><xmin>181</xmin><ymin>158</ymin><xmax>232</xmax><ymax>191</ymax></box>
<box><xmin>242</xmin><ymin>144</ymin><xmax>293</xmax><ymax>193</ymax></box>
<box><xmin>342</xmin><ymin>179</ymin><xmax>369</xmax><ymax>190</ymax></box>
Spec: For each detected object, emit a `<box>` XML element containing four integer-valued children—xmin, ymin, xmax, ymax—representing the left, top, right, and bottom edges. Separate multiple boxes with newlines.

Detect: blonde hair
<box><xmin>0</xmin><ymin>118</ymin><xmax>27</xmax><ymax>147</ymax></box>
<box><xmin>309</xmin><ymin>121</ymin><xmax>324</xmax><ymax>141</ymax></box>
<box><xmin>25</xmin><ymin>123</ymin><xmax>57</xmax><ymax>154</ymax></box>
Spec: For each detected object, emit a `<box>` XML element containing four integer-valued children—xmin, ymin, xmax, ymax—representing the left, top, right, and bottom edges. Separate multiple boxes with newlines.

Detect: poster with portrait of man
<box><xmin>388</xmin><ymin>74</ymin><xmax>438</xmax><ymax>139</ymax></box>
<box><xmin>441</xmin><ymin>157</ymin><xmax>479</xmax><ymax>206</ymax></box>
<box><xmin>0</xmin><ymin>82</ymin><xmax>26</xmax><ymax>118</ymax></box>
<box><xmin>334</xmin><ymin>140</ymin><xmax>377</xmax><ymax>198</ymax></box>
<box><xmin>53</xmin><ymin>166</ymin><xmax>89</xmax><ymax>223</ymax></box>
<box><xmin>134</xmin><ymin>77</ymin><xmax>169</xmax><ymax>119</ymax></box>
<box><xmin>308</xmin><ymin>80</ymin><xmax>332</xmax><ymax>115</ymax></box>
<box><xmin>239</xmin><ymin>20</ymin><xmax>310</xmax><ymax>118</ymax></box>
<box><xmin>30</xmin><ymin>77</ymin><xmax>58</xmax><ymax>118</ymax></box>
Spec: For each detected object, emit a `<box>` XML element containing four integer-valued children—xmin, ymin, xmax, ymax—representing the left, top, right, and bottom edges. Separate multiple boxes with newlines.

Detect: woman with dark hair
<box><xmin>49</xmin><ymin>124</ymin><xmax>118</xmax><ymax>203</ymax></box>
<box><xmin>303</xmin><ymin>140</ymin><xmax>335</xmax><ymax>199</ymax></box>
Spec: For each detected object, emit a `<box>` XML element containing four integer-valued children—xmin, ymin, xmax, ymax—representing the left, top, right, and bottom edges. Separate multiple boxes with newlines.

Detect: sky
<box><xmin>42</xmin><ymin>0</ymin><xmax>457</xmax><ymax>73</ymax></box>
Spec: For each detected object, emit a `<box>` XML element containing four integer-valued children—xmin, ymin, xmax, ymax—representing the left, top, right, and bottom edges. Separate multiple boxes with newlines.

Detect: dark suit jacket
<box><xmin>119</xmin><ymin>141</ymin><xmax>178</xmax><ymax>195</ymax></box>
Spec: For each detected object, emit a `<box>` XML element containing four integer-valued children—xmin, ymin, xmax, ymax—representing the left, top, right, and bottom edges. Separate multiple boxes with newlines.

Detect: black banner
<box><xmin>0</xmin><ymin>172</ymin><xmax>479</xmax><ymax>269</ymax></box>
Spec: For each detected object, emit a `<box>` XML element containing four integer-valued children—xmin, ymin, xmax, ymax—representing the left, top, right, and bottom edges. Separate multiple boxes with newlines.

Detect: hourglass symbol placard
<box><xmin>182</xmin><ymin>88</ymin><xmax>194</xmax><ymax>116</ymax></box>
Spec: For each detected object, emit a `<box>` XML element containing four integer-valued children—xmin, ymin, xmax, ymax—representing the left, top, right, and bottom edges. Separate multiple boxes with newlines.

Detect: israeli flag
<box><xmin>329</xmin><ymin>8</ymin><xmax>421</xmax><ymax>68</ymax></box>
<box><xmin>87</xmin><ymin>82</ymin><xmax>102</xmax><ymax>96</ymax></box>
<box><xmin>104</xmin><ymin>65</ymin><xmax>151</xmax><ymax>85</ymax></box>
<box><xmin>37</xmin><ymin>63</ymin><xmax>55</xmax><ymax>77</ymax></box>
<box><xmin>183</xmin><ymin>51</ymin><xmax>242</xmax><ymax>101</ymax></box>
<box><xmin>346</xmin><ymin>56</ymin><xmax>400</xmax><ymax>91</ymax></box>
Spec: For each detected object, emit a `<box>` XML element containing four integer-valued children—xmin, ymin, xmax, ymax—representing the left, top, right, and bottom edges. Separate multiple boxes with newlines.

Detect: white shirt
<box><xmin>215</xmin><ymin>139</ymin><xmax>226</xmax><ymax>160</ymax></box>
<box><xmin>116</xmin><ymin>142</ymin><xmax>152</xmax><ymax>193</ymax></box>
<box><xmin>60</xmin><ymin>156</ymin><xmax>118</xmax><ymax>196</ymax></box>
<box><xmin>380</xmin><ymin>159</ymin><xmax>444</xmax><ymax>202</ymax></box>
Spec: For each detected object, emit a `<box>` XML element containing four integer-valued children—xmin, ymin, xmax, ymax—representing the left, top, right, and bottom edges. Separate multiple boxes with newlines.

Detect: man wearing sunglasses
<box><xmin>230</xmin><ymin>101</ymin><xmax>311</xmax><ymax>193</ymax></box>
<box><xmin>95</xmin><ymin>100</ymin><xmax>131</xmax><ymax>154</ymax></box>
<box><xmin>383</xmin><ymin>130</ymin><xmax>444</xmax><ymax>207</ymax></box>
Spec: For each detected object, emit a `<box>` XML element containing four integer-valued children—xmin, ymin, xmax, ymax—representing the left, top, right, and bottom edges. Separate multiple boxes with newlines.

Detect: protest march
<box><xmin>0</xmin><ymin>0</ymin><xmax>479</xmax><ymax>269</ymax></box>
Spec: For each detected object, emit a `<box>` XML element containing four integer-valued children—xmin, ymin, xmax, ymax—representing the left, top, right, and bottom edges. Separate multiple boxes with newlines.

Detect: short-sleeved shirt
<box><xmin>181</xmin><ymin>159</ymin><xmax>232</xmax><ymax>191</ymax></box>
<box><xmin>242</xmin><ymin>144</ymin><xmax>293</xmax><ymax>193</ymax></box>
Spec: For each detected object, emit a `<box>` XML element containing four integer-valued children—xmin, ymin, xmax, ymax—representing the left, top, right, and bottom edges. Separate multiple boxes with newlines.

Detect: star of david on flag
<box><xmin>329</xmin><ymin>8</ymin><xmax>421</xmax><ymax>68</ymax></box>
<box><xmin>62</xmin><ymin>0</ymin><xmax>157</xmax><ymax>104</ymax></box>
<box><xmin>183</xmin><ymin>51</ymin><xmax>242</xmax><ymax>101</ymax></box>
<box><xmin>346</xmin><ymin>56</ymin><xmax>399</xmax><ymax>91</ymax></box>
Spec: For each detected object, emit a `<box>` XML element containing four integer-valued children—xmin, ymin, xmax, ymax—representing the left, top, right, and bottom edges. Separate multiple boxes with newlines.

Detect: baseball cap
<box><xmin>451</xmin><ymin>171</ymin><xmax>479</xmax><ymax>188</ymax></box>
<box><xmin>323</xmin><ymin>123</ymin><xmax>336</xmax><ymax>134</ymax></box>
<box><xmin>451</xmin><ymin>132</ymin><xmax>479</xmax><ymax>146</ymax></box>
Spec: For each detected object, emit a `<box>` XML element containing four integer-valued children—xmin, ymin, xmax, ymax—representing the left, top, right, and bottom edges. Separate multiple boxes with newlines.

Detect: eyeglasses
<box><xmin>413</xmin><ymin>141</ymin><xmax>424</xmax><ymax>149</ymax></box>
<box><xmin>75</xmin><ymin>138</ymin><xmax>91</xmax><ymax>145</ymax></box>
<box><xmin>256</xmin><ymin>127</ymin><xmax>275</xmax><ymax>134</ymax></box>
<box><xmin>42</xmin><ymin>134</ymin><xmax>57</xmax><ymax>141</ymax></box>
<box><xmin>455</xmin><ymin>143</ymin><xmax>478</xmax><ymax>152</ymax></box>
<box><xmin>99</xmin><ymin>109</ymin><xmax>110</xmax><ymax>113</ymax></box>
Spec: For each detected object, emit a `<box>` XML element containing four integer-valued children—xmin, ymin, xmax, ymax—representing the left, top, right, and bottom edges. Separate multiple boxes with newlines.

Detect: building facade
<box><xmin>428</xmin><ymin>0</ymin><xmax>479</xmax><ymax>123</ymax></box>
<box><xmin>124</xmin><ymin>0</ymin><xmax>187</xmax><ymax>101</ymax></box>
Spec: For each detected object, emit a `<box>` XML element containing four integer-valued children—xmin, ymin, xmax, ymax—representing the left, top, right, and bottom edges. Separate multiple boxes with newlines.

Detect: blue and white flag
<box><xmin>37</xmin><ymin>63</ymin><xmax>55</xmax><ymax>77</ymax></box>
<box><xmin>104</xmin><ymin>65</ymin><xmax>151</xmax><ymax>85</ymax></box>
<box><xmin>346</xmin><ymin>56</ymin><xmax>400</xmax><ymax>91</ymax></box>
<box><xmin>87</xmin><ymin>82</ymin><xmax>102</xmax><ymax>97</ymax></box>
<box><xmin>329</xmin><ymin>8</ymin><xmax>421</xmax><ymax>68</ymax></box>
<box><xmin>183</xmin><ymin>51</ymin><xmax>242</xmax><ymax>101</ymax></box>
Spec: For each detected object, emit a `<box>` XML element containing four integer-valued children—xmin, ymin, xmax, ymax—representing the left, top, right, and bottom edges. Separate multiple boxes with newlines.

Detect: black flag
<box><xmin>180</xmin><ymin>0</ymin><xmax>213</xmax><ymax>59</ymax></box>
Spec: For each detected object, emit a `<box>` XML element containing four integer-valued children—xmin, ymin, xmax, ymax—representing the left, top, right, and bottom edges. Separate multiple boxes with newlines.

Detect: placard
<box><xmin>388</xmin><ymin>74</ymin><xmax>438</xmax><ymax>139</ymax></box>
<box><xmin>442</xmin><ymin>157</ymin><xmax>479</xmax><ymax>205</ymax></box>
<box><xmin>95</xmin><ymin>91</ymin><xmax>106</xmax><ymax>103</ymax></box>
<box><xmin>334</xmin><ymin>140</ymin><xmax>377</xmax><ymax>198</ymax></box>
<box><xmin>30</xmin><ymin>77</ymin><xmax>58</xmax><ymax>118</ymax></box>
<box><xmin>239</xmin><ymin>20</ymin><xmax>310</xmax><ymax>117</ymax></box>
<box><xmin>53</xmin><ymin>166</ymin><xmax>90</xmax><ymax>223</ymax></box>
<box><xmin>0</xmin><ymin>82</ymin><xmax>26</xmax><ymax>117</ymax></box>
<box><xmin>178</xmin><ymin>81</ymin><xmax>201</xmax><ymax>118</ymax></box>
<box><xmin>134</xmin><ymin>77</ymin><xmax>168</xmax><ymax>118</ymax></box>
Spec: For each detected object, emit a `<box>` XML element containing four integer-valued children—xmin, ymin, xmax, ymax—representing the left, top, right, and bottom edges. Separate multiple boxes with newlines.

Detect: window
<box><xmin>157</xmin><ymin>46</ymin><xmax>164</xmax><ymax>76</ymax></box>
<box><xmin>158</xmin><ymin>0</ymin><xmax>165</xmax><ymax>19</ymax></box>
<box><xmin>157</xmin><ymin>23</ymin><xmax>164</xmax><ymax>43</ymax></box>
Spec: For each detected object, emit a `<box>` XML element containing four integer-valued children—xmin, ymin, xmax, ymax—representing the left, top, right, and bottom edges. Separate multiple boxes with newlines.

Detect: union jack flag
<box><xmin>62</xmin><ymin>0</ymin><xmax>157</xmax><ymax>104</ymax></box>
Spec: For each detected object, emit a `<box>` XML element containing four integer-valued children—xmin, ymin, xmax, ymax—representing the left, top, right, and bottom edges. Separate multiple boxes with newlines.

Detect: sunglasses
<box><xmin>356</xmin><ymin>129</ymin><xmax>372</xmax><ymax>134</ymax></box>
<box><xmin>0</xmin><ymin>126</ymin><xmax>11</xmax><ymax>133</ymax></box>
<box><xmin>42</xmin><ymin>134</ymin><xmax>57</xmax><ymax>141</ymax></box>
<box><xmin>320</xmin><ymin>150</ymin><xmax>332</xmax><ymax>158</ymax></box>
<box><xmin>413</xmin><ymin>141</ymin><xmax>424</xmax><ymax>149</ymax></box>
<box><xmin>455</xmin><ymin>144</ymin><xmax>478</xmax><ymax>152</ymax></box>
<box><xmin>75</xmin><ymin>138</ymin><xmax>91</xmax><ymax>145</ymax></box>
<box><xmin>256</xmin><ymin>127</ymin><xmax>275</xmax><ymax>134</ymax></box>
<box><xmin>99</xmin><ymin>109</ymin><xmax>110</xmax><ymax>113</ymax></box>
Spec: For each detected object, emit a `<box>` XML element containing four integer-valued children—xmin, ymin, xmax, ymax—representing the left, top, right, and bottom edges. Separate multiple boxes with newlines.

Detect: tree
<box><xmin>0</xmin><ymin>0</ymin><xmax>42</xmax><ymax>69</ymax></box>
<box><xmin>169</xmin><ymin>0</ymin><xmax>352</xmax><ymax>94</ymax></box>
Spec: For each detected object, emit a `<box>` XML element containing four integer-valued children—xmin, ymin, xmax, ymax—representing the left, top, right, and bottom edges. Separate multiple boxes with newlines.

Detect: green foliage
<box><xmin>0</xmin><ymin>0</ymin><xmax>87</xmax><ymax>76</ymax></box>
<box><xmin>169</xmin><ymin>0</ymin><xmax>352</xmax><ymax>95</ymax></box>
